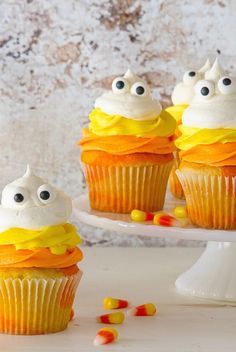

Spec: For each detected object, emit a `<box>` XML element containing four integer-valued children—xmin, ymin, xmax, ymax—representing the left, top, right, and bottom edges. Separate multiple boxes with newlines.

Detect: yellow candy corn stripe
<box><xmin>103</xmin><ymin>297</ymin><xmax>128</xmax><ymax>309</ymax></box>
<box><xmin>97</xmin><ymin>312</ymin><xmax>125</xmax><ymax>324</ymax></box>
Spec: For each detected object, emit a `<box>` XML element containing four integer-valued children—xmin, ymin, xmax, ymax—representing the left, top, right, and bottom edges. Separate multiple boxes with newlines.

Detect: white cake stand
<box><xmin>73</xmin><ymin>194</ymin><xmax>236</xmax><ymax>302</ymax></box>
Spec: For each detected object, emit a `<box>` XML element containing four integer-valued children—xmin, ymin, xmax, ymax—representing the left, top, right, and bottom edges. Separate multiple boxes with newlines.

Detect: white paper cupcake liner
<box><xmin>83</xmin><ymin>161</ymin><xmax>173</xmax><ymax>213</ymax></box>
<box><xmin>0</xmin><ymin>271</ymin><xmax>82</xmax><ymax>335</ymax></box>
<box><xmin>176</xmin><ymin>170</ymin><xmax>236</xmax><ymax>229</ymax></box>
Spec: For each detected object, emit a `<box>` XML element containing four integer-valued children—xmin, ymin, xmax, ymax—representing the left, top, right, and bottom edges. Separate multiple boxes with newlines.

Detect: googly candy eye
<box><xmin>218</xmin><ymin>76</ymin><xmax>236</xmax><ymax>95</ymax></box>
<box><xmin>1</xmin><ymin>186</ymin><xmax>29</xmax><ymax>208</ymax></box>
<box><xmin>183</xmin><ymin>70</ymin><xmax>201</xmax><ymax>85</ymax></box>
<box><xmin>130</xmin><ymin>81</ymin><xmax>149</xmax><ymax>97</ymax></box>
<box><xmin>37</xmin><ymin>184</ymin><xmax>56</xmax><ymax>204</ymax></box>
<box><xmin>112</xmin><ymin>77</ymin><xmax>130</xmax><ymax>94</ymax></box>
<box><xmin>195</xmin><ymin>80</ymin><xmax>215</xmax><ymax>99</ymax></box>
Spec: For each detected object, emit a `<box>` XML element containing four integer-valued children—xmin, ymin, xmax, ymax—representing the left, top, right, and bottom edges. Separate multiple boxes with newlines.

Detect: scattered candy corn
<box><xmin>94</xmin><ymin>327</ymin><xmax>118</xmax><ymax>346</ymax></box>
<box><xmin>96</xmin><ymin>312</ymin><xmax>125</xmax><ymax>324</ymax></box>
<box><xmin>70</xmin><ymin>308</ymin><xmax>74</xmax><ymax>321</ymax></box>
<box><xmin>153</xmin><ymin>213</ymin><xmax>179</xmax><ymax>227</ymax></box>
<box><xmin>127</xmin><ymin>303</ymin><xmax>157</xmax><ymax>316</ymax></box>
<box><xmin>131</xmin><ymin>208</ymin><xmax>189</xmax><ymax>228</ymax></box>
<box><xmin>131</xmin><ymin>209</ymin><xmax>154</xmax><ymax>222</ymax></box>
<box><xmin>103</xmin><ymin>297</ymin><xmax>129</xmax><ymax>310</ymax></box>
<box><xmin>174</xmin><ymin>206</ymin><xmax>188</xmax><ymax>218</ymax></box>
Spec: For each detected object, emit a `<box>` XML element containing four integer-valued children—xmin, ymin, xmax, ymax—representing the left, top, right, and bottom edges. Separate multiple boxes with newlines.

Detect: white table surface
<box><xmin>1</xmin><ymin>247</ymin><xmax>236</xmax><ymax>352</ymax></box>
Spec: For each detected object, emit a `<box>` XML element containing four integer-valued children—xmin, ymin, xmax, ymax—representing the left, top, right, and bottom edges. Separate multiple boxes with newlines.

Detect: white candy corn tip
<box><xmin>126</xmin><ymin>308</ymin><xmax>136</xmax><ymax>316</ymax></box>
<box><xmin>93</xmin><ymin>335</ymin><xmax>105</xmax><ymax>346</ymax></box>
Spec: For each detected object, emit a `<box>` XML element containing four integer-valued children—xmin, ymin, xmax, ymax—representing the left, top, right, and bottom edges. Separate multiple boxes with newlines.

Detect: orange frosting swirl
<box><xmin>0</xmin><ymin>245</ymin><xmax>83</xmax><ymax>268</ymax></box>
<box><xmin>80</xmin><ymin>130</ymin><xmax>176</xmax><ymax>155</ymax></box>
<box><xmin>180</xmin><ymin>142</ymin><xmax>236</xmax><ymax>167</ymax></box>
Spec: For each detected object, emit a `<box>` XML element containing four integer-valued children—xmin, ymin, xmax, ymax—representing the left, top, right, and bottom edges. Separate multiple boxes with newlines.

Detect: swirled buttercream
<box><xmin>175</xmin><ymin>72</ymin><xmax>236</xmax><ymax>167</ymax></box>
<box><xmin>88</xmin><ymin>108</ymin><xmax>176</xmax><ymax>137</ymax></box>
<box><xmin>176</xmin><ymin>125</ymin><xmax>236</xmax><ymax>150</ymax></box>
<box><xmin>0</xmin><ymin>168</ymin><xmax>83</xmax><ymax>268</ymax></box>
<box><xmin>80</xmin><ymin>132</ymin><xmax>175</xmax><ymax>155</ymax></box>
<box><xmin>0</xmin><ymin>223</ymin><xmax>81</xmax><ymax>255</ymax></box>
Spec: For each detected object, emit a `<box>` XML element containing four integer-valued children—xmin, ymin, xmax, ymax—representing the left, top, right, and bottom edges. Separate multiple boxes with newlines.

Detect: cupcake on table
<box><xmin>175</xmin><ymin>62</ymin><xmax>236</xmax><ymax>230</ymax></box>
<box><xmin>0</xmin><ymin>166</ymin><xmax>83</xmax><ymax>334</ymax></box>
<box><xmin>166</xmin><ymin>59</ymin><xmax>212</xmax><ymax>199</ymax></box>
<box><xmin>79</xmin><ymin>69</ymin><xmax>176</xmax><ymax>213</ymax></box>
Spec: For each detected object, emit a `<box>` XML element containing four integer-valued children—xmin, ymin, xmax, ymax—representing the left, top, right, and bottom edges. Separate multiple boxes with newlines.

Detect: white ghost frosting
<box><xmin>0</xmin><ymin>166</ymin><xmax>72</xmax><ymax>231</ymax></box>
<box><xmin>182</xmin><ymin>75</ymin><xmax>236</xmax><ymax>129</ymax></box>
<box><xmin>94</xmin><ymin>69</ymin><xmax>162</xmax><ymax>120</ymax></box>
<box><xmin>172</xmin><ymin>59</ymin><xmax>211</xmax><ymax>105</ymax></box>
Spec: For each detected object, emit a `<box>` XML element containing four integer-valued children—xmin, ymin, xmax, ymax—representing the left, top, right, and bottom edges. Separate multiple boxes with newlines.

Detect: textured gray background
<box><xmin>0</xmin><ymin>0</ymin><xmax>235</xmax><ymax>245</ymax></box>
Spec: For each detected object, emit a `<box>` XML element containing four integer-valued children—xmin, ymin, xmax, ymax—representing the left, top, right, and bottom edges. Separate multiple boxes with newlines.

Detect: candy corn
<box><xmin>103</xmin><ymin>297</ymin><xmax>129</xmax><ymax>310</ymax></box>
<box><xmin>131</xmin><ymin>209</ymin><xmax>154</xmax><ymax>222</ymax></box>
<box><xmin>153</xmin><ymin>213</ymin><xmax>179</xmax><ymax>227</ymax></box>
<box><xmin>127</xmin><ymin>303</ymin><xmax>157</xmax><ymax>317</ymax></box>
<box><xmin>174</xmin><ymin>206</ymin><xmax>188</xmax><ymax>218</ymax></box>
<box><xmin>94</xmin><ymin>327</ymin><xmax>118</xmax><ymax>346</ymax></box>
<box><xmin>96</xmin><ymin>312</ymin><xmax>125</xmax><ymax>324</ymax></box>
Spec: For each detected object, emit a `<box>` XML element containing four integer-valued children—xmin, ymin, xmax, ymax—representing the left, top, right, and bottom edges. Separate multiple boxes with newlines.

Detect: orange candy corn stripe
<box><xmin>103</xmin><ymin>297</ymin><xmax>129</xmax><ymax>309</ymax></box>
<box><xmin>94</xmin><ymin>327</ymin><xmax>118</xmax><ymax>345</ymax></box>
<box><xmin>153</xmin><ymin>214</ymin><xmax>179</xmax><ymax>227</ymax></box>
<box><xmin>96</xmin><ymin>312</ymin><xmax>125</xmax><ymax>325</ymax></box>
<box><xmin>127</xmin><ymin>303</ymin><xmax>157</xmax><ymax>316</ymax></box>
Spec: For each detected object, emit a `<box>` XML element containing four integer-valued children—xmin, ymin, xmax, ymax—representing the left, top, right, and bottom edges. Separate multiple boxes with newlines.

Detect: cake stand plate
<box><xmin>73</xmin><ymin>194</ymin><xmax>236</xmax><ymax>302</ymax></box>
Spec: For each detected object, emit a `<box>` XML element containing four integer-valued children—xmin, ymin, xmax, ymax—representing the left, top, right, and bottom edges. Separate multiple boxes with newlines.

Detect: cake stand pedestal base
<box><xmin>175</xmin><ymin>242</ymin><xmax>236</xmax><ymax>302</ymax></box>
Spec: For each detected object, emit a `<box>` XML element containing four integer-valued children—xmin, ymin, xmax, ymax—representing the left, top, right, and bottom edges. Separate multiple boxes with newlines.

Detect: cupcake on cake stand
<box><xmin>73</xmin><ymin>192</ymin><xmax>236</xmax><ymax>302</ymax></box>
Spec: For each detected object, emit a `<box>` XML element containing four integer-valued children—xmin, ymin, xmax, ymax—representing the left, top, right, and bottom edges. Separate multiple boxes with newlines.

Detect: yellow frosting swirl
<box><xmin>0</xmin><ymin>223</ymin><xmax>82</xmax><ymax>255</ymax></box>
<box><xmin>176</xmin><ymin>125</ymin><xmax>236</xmax><ymax>151</ymax></box>
<box><xmin>89</xmin><ymin>108</ymin><xmax>176</xmax><ymax>138</ymax></box>
<box><xmin>165</xmin><ymin>104</ymin><xmax>188</xmax><ymax>123</ymax></box>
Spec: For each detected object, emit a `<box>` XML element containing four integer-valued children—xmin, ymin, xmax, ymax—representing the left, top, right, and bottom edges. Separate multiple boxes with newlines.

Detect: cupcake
<box><xmin>79</xmin><ymin>69</ymin><xmax>176</xmax><ymax>213</ymax></box>
<box><xmin>166</xmin><ymin>59</ymin><xmax>212</xmax><ymax>199</ymax></box>
<box><xmin>175</xmin><ymin>65</ymin><xmax>236</xmax><ymax>229</ymax></box>
<box><xmin>0</xmin><ymin>166</ymin><xmax>83</xmax><ymax>334</ymax></box>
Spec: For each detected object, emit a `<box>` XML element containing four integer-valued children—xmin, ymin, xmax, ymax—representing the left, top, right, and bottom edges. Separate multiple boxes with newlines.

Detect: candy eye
<box><xmin>112</xmin><ymin>77</ymin><xmax>130</xmax><ymax>94</ymax></box>
<box><xmin>1</xmin><ymin>186</ymin><xmax>29</xmax><ymax>208</ymax></box>
<box><xmin>14</xmin><ymin>193</ymin><xmax>24</xmax><ymax>203</ymax></box>
<box><xmin>195</xmin><ymin>80</ymin><xmax>215</xmax><ymax>99</ymax></box>
<box><xmin>37</xmin><ymin>184</ymin><xmax>56</xmax><ymax>204</ymax></box>
<box><xmin>183</xmin><ymin>71</ymin><xmax>201</xmax><ymax>85</ymax></box>
<box><xmin>218</xmin><ymin>76</ymin><xmax>236</xmax><ymax>94</ymax></box>
<box><xmin>131</xmin><ymin>82</ymin><xmax>148</xmax><ymax>97</ymax></box>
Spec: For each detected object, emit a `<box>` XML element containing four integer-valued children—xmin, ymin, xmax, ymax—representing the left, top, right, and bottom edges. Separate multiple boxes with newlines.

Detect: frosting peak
<box><xmin>24</xmin><ymin>164</ymin><xmax>33</xmax><ymax>178</ymax></box>
<box><xmin>198</xmin><ymin>58</ymin><xmax>211</xmax><ymax>74</ymax></box>
<box><xmin>204</xmin><ymin>58</ymin><xmax>225</xmax><ymax>81</ymax></box>
<box><xmin>123</xmin><ymin>69</ymin><xmax>140</xmax><ymax>84</ymax></box>
<box><xmin>0</xmin><ymin>167</ymin><xmax>72</xmax><ymax>231</ymax></box>
<box><xmin>94</xmin><ymin>70</ymin><xmax>162</xmax><ymax>120</ymax></box>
